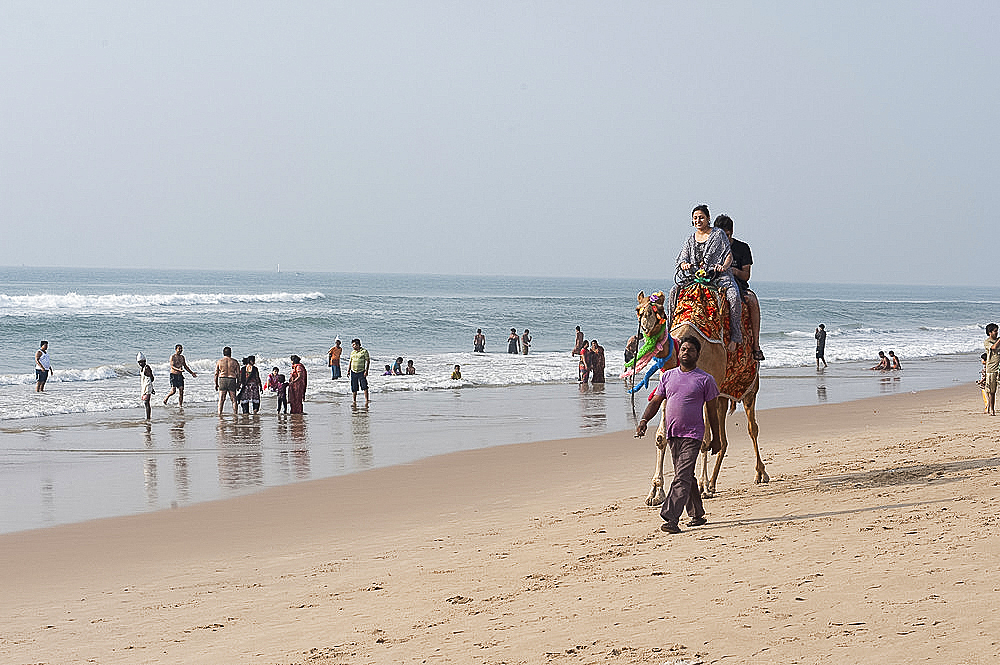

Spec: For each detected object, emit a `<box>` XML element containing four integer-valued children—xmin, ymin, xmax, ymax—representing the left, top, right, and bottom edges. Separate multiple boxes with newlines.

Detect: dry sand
<box><xmin>2</xmin><ymin>384</ymin><xmax>998</xmax><ymax>664</ymax></box>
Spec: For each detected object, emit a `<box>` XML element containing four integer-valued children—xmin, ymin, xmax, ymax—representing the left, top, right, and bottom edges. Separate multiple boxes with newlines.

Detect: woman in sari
<box><xmin>288</xmin><ymin>354</ymin><xmax>308</xmax><ymax>414</ymax></box>
<box><xmin>237</xmin><ymin>355</ymin><xmax>262</xmax><ymax>414</ymax></box>
<box><xmin>589</xmin><ymin>340</ymin><xmax>606</xmax><ymax>383</ymax></box>
<box><xmin>667</xmin><ymin>204</ymin><xmax>742</xmax><ymax>353</ymax></box>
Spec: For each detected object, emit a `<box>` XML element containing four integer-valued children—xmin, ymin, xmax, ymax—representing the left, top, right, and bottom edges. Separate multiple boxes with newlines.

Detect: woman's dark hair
<box><xmin>713</xmin><ymin>214</ymin><xmax>733</xmax><ymax>233</ymax></box>
<box><xmin>290</xmin><ymin>355</ymin><xmax>301</xmax><ymax>364</ymax></box>
<box><xmin>692</xmin><ymin>204</ymin><xmax>710</xmax><ymax>219</ymax></box>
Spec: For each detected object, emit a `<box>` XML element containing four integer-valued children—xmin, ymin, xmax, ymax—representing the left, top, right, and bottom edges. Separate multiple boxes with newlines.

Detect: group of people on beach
<box><xmin>382</xmin><ymin>357</ymin><xmax>416</xmax><ymax>376</ymax></box>
<box><xmin>572</xmin><ymin>328</ymin><xmax>606</xmax><ymax>383</ymax></box>
<box><xmin>870</xmin><ymin>350</ymin><xmax>902</xmax><ymax>371</ymax></box>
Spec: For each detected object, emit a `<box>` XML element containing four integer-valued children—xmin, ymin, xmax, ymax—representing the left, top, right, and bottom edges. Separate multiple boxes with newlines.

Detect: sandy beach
<box><xmin>2</xmin><ymin>383</ymin><xmax>998</xmax><ymax>664</ymax></box>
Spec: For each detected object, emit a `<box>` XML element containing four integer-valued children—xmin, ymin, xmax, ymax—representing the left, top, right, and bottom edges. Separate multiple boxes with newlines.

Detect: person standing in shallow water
<box><xmin>35</xmin><ymin>340</ymin><xmax>53</xmax><ymax>392</ymax></box>
<box><xmin>573</xmin><ymin>326</ymin><xmax>584</xmax><ymax>355</ymax></box>
<box><xmin>521</xmin><ymin>329</ymin><xmax>531</xmax><ymax>355</ymax></box>
<box><xmin>589</xmin><ymin>339</ymin><xmax>605</xmax><ymax>383</ymax></box>
<box><xmin>328</xmin><ymin>338</ymin><xmax>343</xmax><ymax>380</ymax></box>
<box><xmin>815</xmin><ymin>324</ymin><xmax>828</xmax><ymax>369</ymax></box>
<box><xmin>288</xmin><ymin>355</ymin><xmax>307</xmax><ymax>414</ymax></box>
<box><xmin>164</xmin><ymin>344</ymin><xmax>197</xmax><ymax>406</ymax></box>
<box><xmin>473</xmin><ymin>329</ymin><xmax>486</xmax><ymax>353</ymax></box>
<box><xmin>507</xmin><ymin>328</ymin><xmax>520</xmax><ymax>354</ymax></box>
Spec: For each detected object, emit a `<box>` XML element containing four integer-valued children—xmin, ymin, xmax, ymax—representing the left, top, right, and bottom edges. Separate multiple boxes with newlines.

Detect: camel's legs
<box><xmin>703</xmin><ymin>397</ymin><xmax>730</xmax><ymax>497</ymax></box>
<box><xmin>742</xmin><ymin>380</ymin><xmax>768</xmax><ymax>484</ymax></box>
<box><xmin>645</xmin><ymin>407</ymin><xmax>668</xmax><ymax>506</ymax></box>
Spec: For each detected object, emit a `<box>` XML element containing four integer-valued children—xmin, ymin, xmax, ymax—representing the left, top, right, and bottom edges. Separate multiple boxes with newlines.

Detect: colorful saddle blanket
<box><xmin>671</xmin><ymin>283</ymin><xmax>758</xmax><ymax>401</ymax></box>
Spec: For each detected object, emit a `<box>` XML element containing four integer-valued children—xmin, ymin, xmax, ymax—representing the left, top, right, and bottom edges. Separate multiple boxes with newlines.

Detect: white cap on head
<box><xmin>136</xmin><ymin>352</ymin><xmax>146</xmax><ymax>362</ymax></box>
<box><xmin>335</xmin><ymin>337</ymin><xmax>341</xmax><ymax>343</ymax></box>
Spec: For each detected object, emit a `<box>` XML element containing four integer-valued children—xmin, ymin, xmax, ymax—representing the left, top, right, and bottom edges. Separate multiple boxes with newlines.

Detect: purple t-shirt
<box><xmin>652</xmin><ymin>366</ymin><xmax>719</xmax><ymax>440</ymax></box>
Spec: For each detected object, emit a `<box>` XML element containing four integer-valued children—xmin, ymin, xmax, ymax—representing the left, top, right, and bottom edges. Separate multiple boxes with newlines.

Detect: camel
<box><xmin>629</xmin><ymin>287</ymin><xmax>768</xmax><ymax>505</ymax></box>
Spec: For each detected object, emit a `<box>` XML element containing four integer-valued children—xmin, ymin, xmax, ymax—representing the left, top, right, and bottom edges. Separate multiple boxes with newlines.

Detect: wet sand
<box><xmin>2</xmin><ymin>382</ymin><xmax>998</xmax><ymax>664</ymax></box>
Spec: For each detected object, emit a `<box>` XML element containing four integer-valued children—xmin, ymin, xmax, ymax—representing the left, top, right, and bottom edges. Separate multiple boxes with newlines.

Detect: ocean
<box><xmin>0</xmin><ymin>267</ymin><xmax>989</xmax><ymax>532</ymax></box>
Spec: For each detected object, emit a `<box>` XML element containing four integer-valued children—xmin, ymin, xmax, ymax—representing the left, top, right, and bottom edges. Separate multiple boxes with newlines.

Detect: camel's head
<box><xmin>636</xmin><ymin>290</ymin><xmax>666</xmax><ymax>337</ymax></box>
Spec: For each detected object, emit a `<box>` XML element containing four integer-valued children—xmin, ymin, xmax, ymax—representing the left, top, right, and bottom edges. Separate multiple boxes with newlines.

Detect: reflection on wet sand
<box><xmin>276</xmin><ymin>414</ymin><xmax>311</xmax><ymax>482</ymax></box>
<box><xmin>170</xmin><ymin>418</ymin><xmax>190</xmax><ymax>504</ymax></box>
<box><xmin>216</xmin><ymin>415</ymin><xmax>264</xmax><ymax>492</ymax></box>
<box><xmin>578</xmin><ymin>382</ymin><xmax>608</xmax><ymax>431</ymax></box>
<box><xmin>143</xmin><ymin>423</ymin><xmax>158</xmax><ymax>507</ymax></box>
<box><xmin>879</xmin><ymin>375</ymin><xmax>901</xmax><ymax>394</ymax></box>
<box><xmin>817</xmin><ymin>374</ymin><xmax>828</xmax><ymax>402</ymax></box>
<box><xmin>351</xmin><ymin>404</ymin><xmax>374</xmax><ymax>469</ymax></box>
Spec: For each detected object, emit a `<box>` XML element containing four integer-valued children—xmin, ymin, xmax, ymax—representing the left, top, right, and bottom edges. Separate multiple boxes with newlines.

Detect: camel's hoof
<box><xmin>757</xmin><ymin>471</ymin><xmax>770</xmax><ymax>484</ymax></box>
<box><xmin>645</xmin><ymin>490</ymin><xmax>666</xmax><ymax>507</ymax></box>
<box><xmin>701</xmin><ymin>488</ymin><xmax>716</xmax><ymax>499</ymax></box>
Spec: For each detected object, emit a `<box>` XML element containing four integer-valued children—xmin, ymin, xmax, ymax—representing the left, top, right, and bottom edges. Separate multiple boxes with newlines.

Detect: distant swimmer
<box><xmin>137</xmin><ymin>352</ymin><xmax>155</xmax><ymax>419</ymax></box>
<box><xmin>474</xmin><ymin>329</ymin><xmax>486</xmax><ymax>353</ymax></box>
<box><xmin>573</xmin><ymin>326</ymin><xmax>584</xmax><ymax>356</ymax></box>
<box><xmin>214</xmin><ymin>346</ymin><xmax>240</xmax><ymax>415</ymax></box>
<box><xmin>35</xmin><ymin>340</ymin><xmax>53</xmax><ymax>392</ymax></box>
<box><xmin>451</xmin><ymin>364</ymin><xmax>462</xmax><ymax>380</ymax></box>
<box><xmin>521</xmin><ymin>329</ymin><xmax>531</xmax><ymax>355</ymax></box>
<box><xmin>888</xmin><ymin>350</ymin><xmax>902</xmax><ymax>370</ymax></box>
<box><xmin>405</xmin><ymin>359</ymin><xmax>415</xmax><ymax>375</ymax></box>
<box><xmin>163</xmin><ymin>344</ymin><xmax>197</xmax><ymax>406</ymax></box>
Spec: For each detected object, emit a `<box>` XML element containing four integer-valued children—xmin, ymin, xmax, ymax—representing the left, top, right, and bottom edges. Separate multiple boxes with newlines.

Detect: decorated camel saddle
<box><xmin>672</xmin><ymin>283</ymin><xmax>758</xmax><ymax>401</ymax></box>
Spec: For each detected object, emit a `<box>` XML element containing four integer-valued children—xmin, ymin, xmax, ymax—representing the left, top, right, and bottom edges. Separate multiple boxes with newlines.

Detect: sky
<box><xmin>2</xmin><ymin>1</ymin><xmax>997</xmax><ymax>285</ymax></box>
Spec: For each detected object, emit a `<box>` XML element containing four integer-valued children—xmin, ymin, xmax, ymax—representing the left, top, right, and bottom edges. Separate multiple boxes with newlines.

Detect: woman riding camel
<box><xmin>667</xmin><ymin>204</ymin><xmax>742</xmax><ymax>353</ymax></box>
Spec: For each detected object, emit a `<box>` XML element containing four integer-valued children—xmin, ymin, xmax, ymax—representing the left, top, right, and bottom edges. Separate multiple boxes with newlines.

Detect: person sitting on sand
<box><xmin>888</xmin><ymin>350</ymin><xmax>901</xmax><ymax>370</ymax></box>
<box><xmin>451</xmin><ymin>364</ymin><xmax>462</xmax><ymax>380</ymax></box>
<box><xmin>870</xmin><ymin>351</ymin><xmax>890</xmax><ymax>371</ymax></box>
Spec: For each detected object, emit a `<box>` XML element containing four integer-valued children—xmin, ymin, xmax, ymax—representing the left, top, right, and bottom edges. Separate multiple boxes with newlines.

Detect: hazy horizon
<box><xmin>3</xmin><ymin>2</ymin><xmax>997</xmax><ymax>287</ymax></box>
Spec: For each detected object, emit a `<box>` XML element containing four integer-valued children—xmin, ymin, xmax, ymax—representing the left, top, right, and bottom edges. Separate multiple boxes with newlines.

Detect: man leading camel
<box><xmin>635</xmin><ymin>335</ymin><xmax>722</xmax><ymax>534</ymax></box>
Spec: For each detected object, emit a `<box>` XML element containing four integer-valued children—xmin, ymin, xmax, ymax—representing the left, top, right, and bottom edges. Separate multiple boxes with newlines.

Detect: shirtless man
<box><xmin>164</xmin><ymin>344</ymin><xmax>197</xmax><ymax>406</ymax></box>
<box><xmin>214</xmin><ymin>346</ymin><xmax>240</xmax><ymax>415</ymax></box>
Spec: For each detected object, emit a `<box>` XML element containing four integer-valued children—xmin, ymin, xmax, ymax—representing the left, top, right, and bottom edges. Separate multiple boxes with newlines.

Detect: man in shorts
<box><xmin>348</xmin><ymin>338</ymin><xmax>371</xmax><ymax>406</ymax></box>
<box><xmin>35</xmin><ymin>340</ymin><xmax>53</xmax><ymax>392</ymax></box>
<box><xmin>214</xmin><ymin>346</ymin><xmax>240</xmax><ymax>415</ymax></box>
<box><xmin>985</xmin><ymin>324</ymin><xmax>1000</xmax><ymax>416</ymax></box>
<box><xmin>164</xmin><ymin>344</ymin><xmax>198</xmax><ymax>406</ymax></box>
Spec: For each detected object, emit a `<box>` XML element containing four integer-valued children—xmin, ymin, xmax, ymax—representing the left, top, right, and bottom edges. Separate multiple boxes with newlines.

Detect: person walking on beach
<box><xmin>815</xmin><ymin>324</ymin><xmax>828</xmax><ymax>369</ymax></box>
<box><xmin>888</xmin><ymin>350</ymin><xmax>902</xmax><ymax>370</ymax></box>
<box><xmin>163</xmin><ymin>344</ymin><xmax>197</xmax><ymax>406</ymax></box>
<box><xmin>984</xmin><ymin>324</ymin><xmax>1000</xmax><ymax>415</ymax></box>
<box><xmin>634</xmin><ymin>335</ymin><xmax>721</xmax><ymax>534</ymax></box>
<box><xmin>35</xmin><ymin>340</ymin><xmax>53</xmax><ymax>392</ymax></box>
<box><xmin>573</xmin><ymin>326</ymin><xmax>584</xmax><ymax>355</ymax></box>
<box><xmin>507</xmin><ymin>328</ymin><xmax>520</xmax><ymax>354</ymax></box>
<box><xmin>521</xmin><ymin>329</ymin><xmax>531</xmax><ymax>355</ymax></box>
<box><xmin>349</xmin><ymin>338</ymin><xmax>371</xmax><ymax>406</ymax></box>
<box><xmin>288</xmin><ymin>355</ymin><xmax>307</xmax><ymax>414</ymax></box>
<box><xmin>214</xmin><ymin>346</ymin><xmax>240</xmax><ymax>415</ymax></box>
<box><xmin>137</xmin><ymin>352</ymin><xmax>155</xmax><ymax>420</ymax></box>
<box><xmin>328</xmin><ymin>338</ymin><xmax>343</xmax><ymax>380</ymax></box>
<box><xmin>474</xmin><ymin>329</ymin><xmax>486</xmax><ymax>353</ymax></box>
